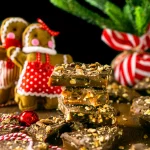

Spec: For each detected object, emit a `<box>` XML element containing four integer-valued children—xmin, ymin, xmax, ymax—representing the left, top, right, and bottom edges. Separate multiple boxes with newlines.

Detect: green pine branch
<box><xmin>140</xmin><ymin>0</ymin><xmax>150</xmax><ymax>33</ymax></box>
<box><xmin>50</xmin><ymin>0</ymin><xmax>118</xmax><ymax>30</ymax></box>
<box><xmin>125</xmin><ymin>0</ymin><xmax>150</xmax><ymax>35</ymax></box>
<box><xmin>134</xmin><ymin>7</ymin><xmax>147</xmax><ymax>36</ymax></box>
<box><xmin>84</xmin><ymin>0</ymin><xmax>107</xmax><ymax>12</ymax></box>
<box><xmin>123</xmin><ymin>4</ymin><xmax>136</xmax><ymax>33</ymax></box>
<box><xmin>104</xmin><ymin>1</ymin><xmax>131</xmax><ymax>32</ymax></box>
<box><xmin>50</xmin><ymin>0</ymin><xmax>150</xmax><ymax>36</ymax></box>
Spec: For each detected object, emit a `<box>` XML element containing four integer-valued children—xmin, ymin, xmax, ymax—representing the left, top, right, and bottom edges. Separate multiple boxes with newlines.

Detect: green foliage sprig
<box><xmin>50</xmin><ymin>0</ymin><xmax>150</xmax><ymax>36</ymax></box>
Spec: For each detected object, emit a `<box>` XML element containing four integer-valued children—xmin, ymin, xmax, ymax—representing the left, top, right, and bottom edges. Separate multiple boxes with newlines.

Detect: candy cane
<box><xmin>0</xmin><ymin>124</ymin><xmax>26</xmax><ymax>129</ymax></box>
<box><xmin>0</xmin><ymin>101</ymin><xmax>17</xmax><ymax>107</ymax></box>
<box><xmin>0</xmin><ymin>132</ymin><xmax>33</xmax><ymax>149</ymax></box>
<box><xmin>49</xmin><ymin>145</ymin><xmax>62</xmax><ymax>150</ymax></box>
<box><xmin>0</xmin><ymin>114</ymin><xmax>19</xmax><ymax>122</ymax></box>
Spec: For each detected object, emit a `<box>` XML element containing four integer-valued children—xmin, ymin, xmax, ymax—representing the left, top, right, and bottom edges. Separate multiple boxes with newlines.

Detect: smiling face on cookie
<box><xmin>0</xmin><ymin>17</ymin><xmax>28</xmax><ymax>44</ymax></box>
<box><xmin>22</xmin><ymin>23</ymin><xmax>57</xmax><ymax>55</ymax></box>
<box><xmin>23</xmin><ymin>24</ymin><xmax>55</xmax><ymax>49</ymax></box>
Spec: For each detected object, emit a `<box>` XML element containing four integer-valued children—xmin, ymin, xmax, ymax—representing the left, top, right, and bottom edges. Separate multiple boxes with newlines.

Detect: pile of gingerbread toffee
<box><xmin>49</xmin><ymin>62</ymin><xmax>123</xmax><ymax>150</ymax></box>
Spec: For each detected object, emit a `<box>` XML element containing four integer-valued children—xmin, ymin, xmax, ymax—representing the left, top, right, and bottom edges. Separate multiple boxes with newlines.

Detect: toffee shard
<box><xmin>58</xmin><ymin>98</ymin><xmax>117</xmax><ymax>126</ymax></box>
<box><xmin>49</xmin><ymin>62</ymin><xmax>112</xmax><ymax>88</ymax></box>
<box><xmin>61</xmin><ymin>87</ymin><xmax>109</xmax><ymax>106</ymax></box>
<box><xmin>61</xmin><ymin>126</ymin><xmax>122</xmax><ymax>150</ymax></box>
<box><xmin>24</xmin><ymin>115</ymin><xmax>71</xmax><ymax>145</ymax></box>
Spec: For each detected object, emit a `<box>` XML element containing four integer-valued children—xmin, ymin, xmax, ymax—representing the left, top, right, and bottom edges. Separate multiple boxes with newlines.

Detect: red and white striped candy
<box><xmin>101</xmin><ymin>27</ymin><xmax>150</xmax><ymax>86</ymax></box>
<box><xmin>114</xmin><ymin>52</ymin><xmax>150</xmax><ymax>86</ymax></box>
<box><xmin>0</xmin><ymin>131</ymin><xmax>63</xmax><ymax>150</ymax></box>
<box><xmin>0</xmin><ymin>124</ymin><xmax>26</xmax><ymax>130</ymax></box>
<box><xmin>49</xmin><ymin>145</ymin><xmax>62</xmax><ymax>150</ymax></box>
<box><xmin>0</xmin><ymin>132</ymin><xmax>33</xmax><ymax>149</ymax></box>
<box><xmin>0</xmin><ymin>114</ymin><xmax>19</xmax><ymax>122</ymax></box>
<box><xmin>101</xmin><ymin>27</ymin><xmax>150</xmax><ymax>52</ymax></box>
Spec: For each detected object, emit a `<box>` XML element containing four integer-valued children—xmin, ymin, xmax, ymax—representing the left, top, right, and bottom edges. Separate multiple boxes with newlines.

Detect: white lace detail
<box><xmin>17</xmin><ymin>89</ymin><xmax>62</xmax><ymax>98</ymax></box>
<box><xmin>51</xmin><ymin>37</ymin><xmax>56</xmax><ymax>49</ymax></box>
<box><xmin>22</xmin><ymin>46</ymin><xmax>57</xmax><ymax>55</ymax></box>
<box><xmin>10</xmin><ymin>47</ymin><xmax>20</xmax><ymax>60</ymax></box>
<box><xmin>24</xmin><ymin>24</ymin><xmax>39</xmax><ymax>47</ymax></box>
<box><xmin>63</xmin><ymin>55</ymin><xmax>68</xmax><ymax>64</ymax></box>
<box><xmin>1</xmin><ymin>18</ymin><xmax>28</xmax><ymax>44</ymax></box>
<box><xmin>16</xmin><ymin>61</ymin><xmax>28</xmax><ymax>89</ymax></box>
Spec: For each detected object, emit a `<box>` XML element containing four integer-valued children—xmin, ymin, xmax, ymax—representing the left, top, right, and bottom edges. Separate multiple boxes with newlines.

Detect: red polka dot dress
<box><xmin>17</xmin><ymin>53</ymin><xmax>62</xmax><ymax>97</ymax></box>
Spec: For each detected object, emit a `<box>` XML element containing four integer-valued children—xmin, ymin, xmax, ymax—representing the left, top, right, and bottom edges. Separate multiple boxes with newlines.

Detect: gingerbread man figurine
<box><xmin>0</xmin><ymin>17</ymin><xmax>28</xmax><ymax>104</ymax></box>
<box><xmin>7</xmin><ymin>19</ymin><xmax>73</xmax><ymax>111</ymax></box>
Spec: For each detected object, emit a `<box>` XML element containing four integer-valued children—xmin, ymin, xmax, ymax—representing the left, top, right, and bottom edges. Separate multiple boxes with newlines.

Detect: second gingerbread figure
<box><xmin>7</xmin><ymin>19</ymin><xmax>73</xmax><ymax>111</ymax></box>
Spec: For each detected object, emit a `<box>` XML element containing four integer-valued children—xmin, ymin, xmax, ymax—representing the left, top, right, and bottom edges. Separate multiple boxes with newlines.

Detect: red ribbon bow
<box><xmin>101</xmin><ymin>26</ymin><xmax>150</xmax><ymax>86</ymax></box>
<box><xmin>37</xmin><ymin>18</ymin><xmax>60</xmax><ymax>36</ymax></box>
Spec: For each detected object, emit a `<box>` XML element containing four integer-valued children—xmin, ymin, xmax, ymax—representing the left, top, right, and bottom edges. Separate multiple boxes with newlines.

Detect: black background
<box><xmin>1</xmin><ymin>0</ymin><xmax>125</xmax><ymax>65</ymax></box>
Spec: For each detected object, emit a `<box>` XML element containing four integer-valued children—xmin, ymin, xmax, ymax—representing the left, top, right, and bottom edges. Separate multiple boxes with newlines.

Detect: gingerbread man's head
<box><xmin>22</xmin><ymin>19</ymin><xmax>59</xmax><ymax>55</ymax></box>
<box><xmin>0</xmin><ymin>17</ymin><xmax>28</xmax><ymax>48</ymax></box>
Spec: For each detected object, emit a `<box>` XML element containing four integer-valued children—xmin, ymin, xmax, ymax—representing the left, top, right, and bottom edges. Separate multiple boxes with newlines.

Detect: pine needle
<box><xmin>50</xmin><ymin>0</ymin><xmax>116</xmax><ymax>29</ymax></box>
<box><xmin>104</xmin><ymin>1</ymin><xmax>127</xmax><ymax>32</ymax></box>
<box><xmin>50</xmin><ymin>0</ymin><xmax>150</xmax><ymax>35</ymax></box>
<box><xmin>84</xmin><ymin>0</ymin><xmax>107</xmax><ymax>12</ymax></box>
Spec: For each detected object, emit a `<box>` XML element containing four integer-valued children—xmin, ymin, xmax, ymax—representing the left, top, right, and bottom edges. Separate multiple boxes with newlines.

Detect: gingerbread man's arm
<box><xmin>6</xmin><ymin>46</ymin><xmax>27</xmax><ymax>70</ymax></box>
<box><xmin>50</xmin><ymin>54</ymin><xmax>73</xmax><ymax>66</ymax></box>
<box><xmin>0</xmin><ymin>46</ymin><xmax>7</xmax><ymax>60</ymax></box>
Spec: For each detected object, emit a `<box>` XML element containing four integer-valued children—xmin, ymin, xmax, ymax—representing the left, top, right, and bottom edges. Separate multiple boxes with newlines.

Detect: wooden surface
<box><xmin>0</xmin><ymin>103</ymin><xmax>150</xmax><ymax>150</ymax></box>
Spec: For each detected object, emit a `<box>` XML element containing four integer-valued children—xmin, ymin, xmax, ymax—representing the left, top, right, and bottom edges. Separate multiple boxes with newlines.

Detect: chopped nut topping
<box><xmin>144</xmin><ymin>99</ymin><xmax>150</xmax><ymax>104</ymax></box>
<box><xmin>122</xmin><ymin>118</ymin><xmax>127</xmax><ymax>121</ymax></box>
<box><xmin>85</xmin><ymin>106</ymin><xmax>92</xmax><ymax>111</ymax></box>
<box><xmin>76</xmin><ymin>68</ymin><xmax>84</xmax><ymax>75</ymax></box>
<box><xmin>45</xmin><ymin>125</ymin><xmax>52</xmax><ymax>133</ymax></box>
<box><xmin>144</xmin><ymin>109</ymin><xmax>150</xmax><ymax>115</ymax></box>
<box><xmin>70</xmin><ymin>79</ymin><xmax>76</xmax><ymax>84</ymax></box>
<box><xmin>119</xmin><ymin>146</ymin><xmax>124</xmax><ymax>149</ymax></box>
<box><xmin>78</xmin><ymin>113</ymin><xmax>84</xmax><ymax>116</ymax></box>
<box><xmin>87</xmin><ymin>128</ymin><xmax>96</xmax><ymax>133</ymax></box>
<box><xmin>122</xmin><ymin>93</ymin><xmax>128</xmax><ymax>98</ymax></box>
<box><xmin>143</xmin><ymin>134</ymin><xmax>148</xmax><ymax>139</ymax></box>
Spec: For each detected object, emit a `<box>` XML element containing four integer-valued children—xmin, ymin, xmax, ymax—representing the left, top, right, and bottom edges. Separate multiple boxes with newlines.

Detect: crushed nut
<box><xmin>118</xmin><ymin>146</ymin><xmax>124</xmax><ymax>149</ymax></box>
<box><xmin>70</xmin><ymin>79</ymin><xmax>76</xmax><ymax>84</ymax></box>
<box><xmin>143</xmin><ymin>134</ymin><xmax>148</xmax><ymax>139</ymax></box>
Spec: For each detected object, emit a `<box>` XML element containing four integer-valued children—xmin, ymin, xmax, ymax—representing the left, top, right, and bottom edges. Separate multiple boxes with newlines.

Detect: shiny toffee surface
<box><xmin>62</xmin><ymin>87</ymin><xmax>109</xmax><ymax>106</ymax></box>
<box><xmin>50</xmin><ymin>62</ymin><xmax>112</xmax><ymax>88</ymax></box>
<box><xmin>58</xmin><ymin>98</ymin><xmax>117</xmax><ymax>126</ymax></box>
<box><xmin>61</xmin><ymin>126</ymin><xmax>122</xmax><ymax>150</ymax></box>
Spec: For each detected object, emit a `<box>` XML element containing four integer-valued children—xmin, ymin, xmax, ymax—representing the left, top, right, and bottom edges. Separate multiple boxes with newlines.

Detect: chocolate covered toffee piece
<box><xmin>107</xmin><ymin>82</ymin><xmax>140</xmax><ymax>103</ymax></box>
<box><xmin>49</xmin><ymin>62</ymin><xmax>112</xmax><ymax>88</ymax></box>
<box><xmin>129</xmin><ymin>143</ymin><xmax>150</xmax><ymax>150</ymax></box>
<box><xmin>133</xmin><ymin>77</ymin><xmax>150</xmax><ymax>95</ymax></box>
<box><xmin>130</xmin><ymin>96</ymin><xmax>150</xmax><ymax>132</ymax></box>
<box><xmin>139</xmin><ymin>115</ymin><xmax>150</xmax><ymax>133</ymax></box>
<box><xmin>61</xmin><ymin>87</ymin><xmax>109</xmax><ymax>106</ymax></box>
<box><xmin>61</xmin><ymin>126</ymin><xmax>122</xmax><ymax>150</ymax></box>
<box><xmin>58</xmin><ymin>98</ymin><xmax>117</xmax><ymax>126</ymax></box>
<box><xmin>25</xmin><ymin>115</ymin><xmax>71</xmax><ymax>145</ymax></box>
<box><xmin>130</xmin><ymin>96</ymin><xmax>150</xmax><ymax>116</ymax></box>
